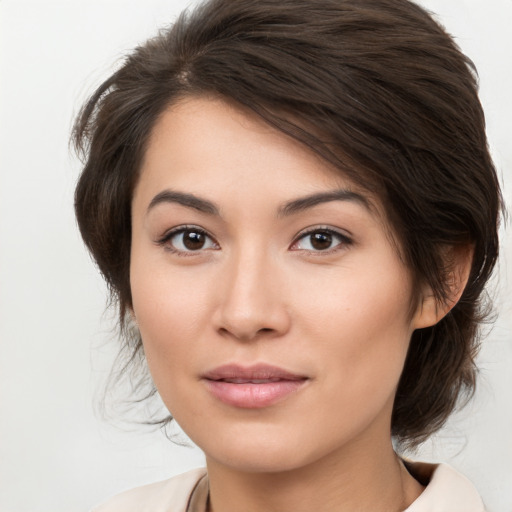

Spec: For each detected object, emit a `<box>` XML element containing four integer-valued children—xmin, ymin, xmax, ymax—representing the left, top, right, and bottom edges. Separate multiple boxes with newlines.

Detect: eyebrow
<box><xmin>147</xmin><ymin>190</ymin><xmax>220</xmax><ymax>215</ymax></box>
<box><xmin>278</xmin><ymin>189</ymin><xmax>370</xmax><ymax>217</ymax></box>
<box><xmin>146</xmin><ymin>188</ymin><xmax>370</xmax><ymax>217</ymax></box>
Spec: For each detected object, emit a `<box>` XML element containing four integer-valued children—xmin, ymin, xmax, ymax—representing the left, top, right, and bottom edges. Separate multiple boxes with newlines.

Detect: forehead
<box><xmin>143</xmin><ymin>96</ymin><xmax>338</xmax><ymax>184</ymax></box>
<box><xmin>136</xmin><ymin>96</ymin><xmax>392</xmax><ymax>226</ymax></box>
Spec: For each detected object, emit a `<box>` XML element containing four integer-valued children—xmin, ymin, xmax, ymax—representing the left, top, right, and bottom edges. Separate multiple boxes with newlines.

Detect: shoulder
<box><xmin>90</xmin><ymin>467</ymin><xmax>207</xmax><ymax>512</ymax></box>
<box><xmin>404</xmin><ymin>462</ymin><xmax>486</xmax><ymax>512</ymax></box>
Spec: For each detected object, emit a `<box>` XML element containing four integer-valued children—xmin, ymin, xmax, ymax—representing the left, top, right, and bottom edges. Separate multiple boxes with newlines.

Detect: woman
<box><xmin>73</xmin><ymin>0</ymin><xmax>503</xmax><ymax>510</ymax></box>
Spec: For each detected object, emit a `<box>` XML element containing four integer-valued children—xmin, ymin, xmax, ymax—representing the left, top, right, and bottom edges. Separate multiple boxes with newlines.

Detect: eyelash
<box><xmin>291</xmin><ymin>227</ymin><xmax>353</xmax><ymax>254</ymax></box>
<box><xmin>156</xmin><ymin>225</ymin><xmax>352</xmax><ymax>256</ymax></box>
<box><xmin>156</xmin><ymin>225</ymin><xmax>219</xmax><ymax>256</ymax></box>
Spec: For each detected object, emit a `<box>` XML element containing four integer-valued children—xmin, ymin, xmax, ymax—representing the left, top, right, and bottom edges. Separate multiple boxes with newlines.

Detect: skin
<box><xmin>130</xmin><ymin>96</ymin><xmax>442</xmax><ymax>511</ymax></box>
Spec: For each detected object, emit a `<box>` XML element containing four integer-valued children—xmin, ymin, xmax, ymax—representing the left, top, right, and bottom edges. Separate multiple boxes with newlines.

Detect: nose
<box><xmin>213</xmin><ymin>245</ymin><xmax>291</xmax><ymax>342</ymax></box>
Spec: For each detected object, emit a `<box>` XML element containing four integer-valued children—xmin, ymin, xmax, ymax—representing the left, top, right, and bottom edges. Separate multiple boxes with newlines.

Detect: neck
<box><xmin>205</xmin><ymin>437</ymin><xmax>424</xmax><ymax>512</ymax></box>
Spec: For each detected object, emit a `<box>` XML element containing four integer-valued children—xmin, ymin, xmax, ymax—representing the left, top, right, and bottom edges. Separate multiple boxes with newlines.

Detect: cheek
<box><xmin>129</xmin><ymin>253</ymin><xmax>214</xmax><ymax>390</ymax></box>
<box><xmin>131</xmin><ymin>245</ymin><xmax>212</xmax><ymax>329</ymax></box>
<box><xmin>294</xmin><ymin>257</ymin><xmax>413</xmax><ymax>338</ymax></box>
<box><xmin>130</xmin><ymin>274</ymin><xmax>208</xmax><ymax>419</ymax></box>
<box><xmin>291</xmin><ymin>258</ymin><xmax>414</xmax><ymax>393</ymax></box>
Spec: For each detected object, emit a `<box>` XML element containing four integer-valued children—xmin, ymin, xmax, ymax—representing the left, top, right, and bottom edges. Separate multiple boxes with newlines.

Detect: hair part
<box><xmin>73</xmin><ymin>0</ymin><xmax>503</xmax><ymax>449</ymax></box>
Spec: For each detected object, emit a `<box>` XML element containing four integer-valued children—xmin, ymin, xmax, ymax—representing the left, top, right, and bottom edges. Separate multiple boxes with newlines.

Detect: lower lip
<box><xmin>204</xmin><ymin>379</ymin><xmax>307</xmax><ymax>408</ymax></box>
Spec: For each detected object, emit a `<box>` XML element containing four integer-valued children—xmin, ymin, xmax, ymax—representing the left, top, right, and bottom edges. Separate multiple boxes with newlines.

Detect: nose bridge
<box><xmin>229</xmin><ymin>242</ymin><xmax>269</xmax><ymax>307</ymax></box>
<box><xmin>217</xmin><ymin>240</ymin><xmax>288</xmax><ymax>340</ymax></box>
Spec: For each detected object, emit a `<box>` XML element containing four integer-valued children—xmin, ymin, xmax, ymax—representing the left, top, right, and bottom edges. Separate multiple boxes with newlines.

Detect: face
<box><xmin>130</xmin><ymin>97</ymin><xmax>430</xmax><ymax>473</ymax></box>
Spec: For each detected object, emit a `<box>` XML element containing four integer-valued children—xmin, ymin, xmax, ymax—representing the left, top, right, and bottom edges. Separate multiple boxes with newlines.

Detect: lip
<box><xmin>202</xmin><ymin>364</ymin><xmax>309</xmax><ymax>409</ymax></box>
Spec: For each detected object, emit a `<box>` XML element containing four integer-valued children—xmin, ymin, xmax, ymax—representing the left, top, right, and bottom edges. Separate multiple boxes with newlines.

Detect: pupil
<box><xmin>311</xmin><ymin>232</ymin><xmax>332</xmax><ymax>250</ymax></box>
<box><xmin>183</xmin><ymin>230</ymin><xmax>205</xmax><ymax>250</ymax></box>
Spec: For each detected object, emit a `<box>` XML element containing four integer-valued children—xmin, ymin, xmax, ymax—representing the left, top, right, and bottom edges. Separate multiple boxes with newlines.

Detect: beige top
<box><xmin>91</xmin><ymin>462</ymin><xmax>486</xmax><ymax>512</ymax></box>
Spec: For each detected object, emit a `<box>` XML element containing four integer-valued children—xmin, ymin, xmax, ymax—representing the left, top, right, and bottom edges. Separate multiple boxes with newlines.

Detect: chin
<box><xmin>196</xmin><ymin>422</ymin><xmax>342</xmax><ymax>475</ymax></box>
<box><xmin>206</xmin><ymin>444</ymin><xmax>312</xmax><ymax>474</ymax></box>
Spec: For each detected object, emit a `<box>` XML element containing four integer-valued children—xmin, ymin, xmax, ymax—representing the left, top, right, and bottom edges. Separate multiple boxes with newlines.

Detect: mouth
<box><xmin>201</xmin><ymin>364</ymin><xmax>309</xmax><ymax>409</ymax></box>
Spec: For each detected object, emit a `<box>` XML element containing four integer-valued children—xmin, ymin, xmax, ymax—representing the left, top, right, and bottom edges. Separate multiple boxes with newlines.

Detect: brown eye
<box><xmin>182</xmin><ymin>230</ymin><xmax>206</xmax><ymax>250</ymax></box>
<box><xmin>161</xmin><ymin>226</ymin><xmax>219</xmax><ymax>253</ymax></box>
<box><xmin>292</xmin><ymin>228</ymin><xmax>351</xmax><ymax>252</ymax></box>
<box><xmin>310</xmin><ymin>231</ymin><xmax>333</xmax><ymax>250</ymax></box>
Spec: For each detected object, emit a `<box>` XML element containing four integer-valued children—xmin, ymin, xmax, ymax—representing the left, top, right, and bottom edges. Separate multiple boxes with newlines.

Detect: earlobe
<box><xmin>413</xmin><ymin>292</ymin><xmax>440</xmax><ymax>330</ymax></box>
<box><xmin>413</xmin><ymin>244</ymin><xmax>474</xmax><ymax>330</ymax></box>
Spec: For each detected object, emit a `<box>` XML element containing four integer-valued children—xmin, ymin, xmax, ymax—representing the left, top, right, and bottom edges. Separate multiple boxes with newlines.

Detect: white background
<box><xmin>0</xmin><ymin>1</ymin><xmax>511</xmax><ymax>511</ymax></box>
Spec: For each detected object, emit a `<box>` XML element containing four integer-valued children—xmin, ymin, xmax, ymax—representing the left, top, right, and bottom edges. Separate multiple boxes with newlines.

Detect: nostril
<box><xmin>214</xmin><ymin>293</ymin><xmax>291</xmax><ymax>341</ymax></box>
<box><xmin>217</xmin><ymin>325</ymin><xmax>277</xmax><ymax>342</ymax></box>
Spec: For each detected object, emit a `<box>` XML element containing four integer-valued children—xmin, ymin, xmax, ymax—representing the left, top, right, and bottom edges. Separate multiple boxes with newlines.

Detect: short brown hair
<box><xmin>73</xmin><ymin>0</ymin><xmax>503</xmax><ymax>448</ymax></box>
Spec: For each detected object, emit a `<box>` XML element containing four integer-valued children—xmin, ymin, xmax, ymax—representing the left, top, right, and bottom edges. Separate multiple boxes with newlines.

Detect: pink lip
<box><xmin>202</xmin><ymin>364</ymin><xmax>308</xmax><ymax>409</ymax></box>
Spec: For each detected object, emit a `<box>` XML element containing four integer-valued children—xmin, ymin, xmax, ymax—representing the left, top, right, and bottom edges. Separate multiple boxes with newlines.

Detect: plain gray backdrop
<box><xmin>1</xmin><ymin>1</ymin><xmax>511</xmax><ymax>511</ymax></box>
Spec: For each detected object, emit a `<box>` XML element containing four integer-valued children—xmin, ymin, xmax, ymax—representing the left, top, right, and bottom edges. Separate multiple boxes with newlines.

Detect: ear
<box><xmin>413</xmin><ymin>244</ymin><xmax>474</xmax><ymax>329</ymax></box>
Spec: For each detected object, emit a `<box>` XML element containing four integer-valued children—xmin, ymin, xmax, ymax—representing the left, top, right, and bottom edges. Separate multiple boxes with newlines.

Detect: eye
<box><xmin>291</xmin><ymin>228</ymin><xmax>351</xmax><ymax>252</ymax></box>
<box><xmin>158</xmin><ymin>226</ymin><xmax>219</xmax><ymax>254</ymax></box>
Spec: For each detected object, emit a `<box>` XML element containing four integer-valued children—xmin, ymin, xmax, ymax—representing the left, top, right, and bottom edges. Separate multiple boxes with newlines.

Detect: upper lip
<box><xmin>202</xmin><ymin>364</ymin><xmax>308</xmax><ymax>382</ymax></box>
